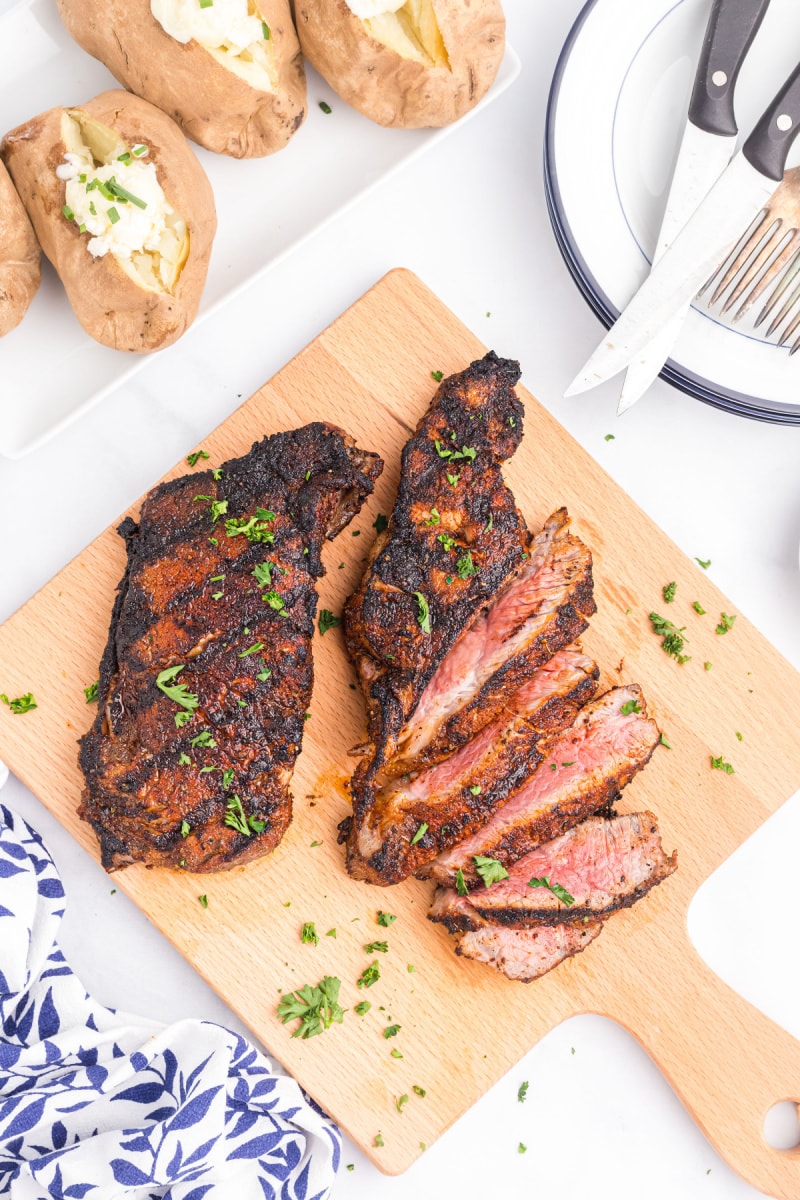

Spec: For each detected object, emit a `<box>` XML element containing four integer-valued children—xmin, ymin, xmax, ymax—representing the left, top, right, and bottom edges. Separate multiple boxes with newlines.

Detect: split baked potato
<box><xmin>57</xmin><ymin>0</ymin><xmax>306</xmax><ymax>158</ymax></box>
<box><xmin>1</xmin><ymin>90</ymin><xmax>216</xmax><ymax>354</ymax></box>
<box><xmin>294</xmin><ymin>0</ymin><xmax>506</xmax><ymax>128</ymax></box>
<box><xmin>0</xmin><ymin>161</ymin><xmax>41</xmax><ymax>338</ymax></box>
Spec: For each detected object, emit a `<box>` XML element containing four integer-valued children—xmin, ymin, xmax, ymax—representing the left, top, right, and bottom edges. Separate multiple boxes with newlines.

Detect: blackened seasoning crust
<box><xmin>79</xmin><ymin>423</ymin><xmax>382</xmax><ymax>873</ymax></box>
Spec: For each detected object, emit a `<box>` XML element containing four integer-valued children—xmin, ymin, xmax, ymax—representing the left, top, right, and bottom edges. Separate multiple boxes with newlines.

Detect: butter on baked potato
<box><xmin>294</xmin><ymin>0</ymin><xmax>506</xmax><ymax>128</ymax></box>
<box><xmin>1</xmin><ymin>90</ymin><xmax>216</xmax><ymax>354</ymax></box>
<box><xmin>0</xmin><ymin>161</ymin><xmax>41</xmax><ymax>338</ymax></box>
<box><xmin>57</xmin><ymin>0</ymin><xmax>306</xmax><ymax>158</ymax></box>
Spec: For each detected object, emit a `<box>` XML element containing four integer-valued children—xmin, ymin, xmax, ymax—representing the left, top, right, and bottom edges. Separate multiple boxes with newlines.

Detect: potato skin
<box><xmin>0</xmin><ymin>161</ymin><xmax>41</xmax><ymax>338</ymax></box>
<box><xmin>57</xmin><ymin>0</ymin><xmax>306</xmax><ymax>158</ymax></box>
<box><xmin>1</xmin><ymin>90</ymin><xmax>216</xmax><ymax>354</ymax></box>
<box><xmin>294</xmin><ymin>0</ymin><xmax>506</xmax><ymax>128</ymax></box>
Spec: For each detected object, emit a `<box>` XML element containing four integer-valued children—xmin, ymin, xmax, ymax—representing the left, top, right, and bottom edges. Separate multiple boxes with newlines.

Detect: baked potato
<box><xmin>1</xmin><ymin>90</ymin><xmax>216</xmax><ymax>354</ymax></box>
<box><xmin>57</xmin><ymin>0</ymin><xmax>306</xmax><ymax>158</ymax></box>
<box><xmin>0</xmin><ymin>160</ymin><xmax>41</xmax><ymax>338</ymax></box>
<box><xmin>294</xmin><ymin>0</ymin><xmax>506</xmax><ymax>128</ymax></box>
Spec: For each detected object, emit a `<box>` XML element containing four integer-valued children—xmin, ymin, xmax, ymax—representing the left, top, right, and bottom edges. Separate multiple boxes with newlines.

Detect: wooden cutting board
<box><xmin>1</xmin><ymin>269</ymin><xmax>800</xmax><ymax>1192</ymax></box>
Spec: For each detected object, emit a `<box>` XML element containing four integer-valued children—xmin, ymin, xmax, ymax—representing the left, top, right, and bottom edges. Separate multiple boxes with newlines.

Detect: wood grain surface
<box><xmin>1</xmin><ymin>270</ymin><xmax>799</xmax><ymax>1189</ymax></box>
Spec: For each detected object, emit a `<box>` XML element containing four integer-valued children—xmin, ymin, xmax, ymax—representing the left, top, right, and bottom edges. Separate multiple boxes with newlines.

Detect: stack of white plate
<box><xmin>546</xmin><ymin>0</ymin><xmax>800</xmax><ymax>422</ymax></box>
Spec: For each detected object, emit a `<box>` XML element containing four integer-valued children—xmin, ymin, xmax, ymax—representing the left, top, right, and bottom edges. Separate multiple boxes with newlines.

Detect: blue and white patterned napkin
<box><xmin>0</xmin><ymin>803</ymin><xmax>341</xmax><ymax>1198</ymax></box>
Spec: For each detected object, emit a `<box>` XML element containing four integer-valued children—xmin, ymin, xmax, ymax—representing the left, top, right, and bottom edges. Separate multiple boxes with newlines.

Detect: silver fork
<box><xmin>700</xmin><ymin>167</ymin><xmax>800</xmax><ymax>352</ymax></box>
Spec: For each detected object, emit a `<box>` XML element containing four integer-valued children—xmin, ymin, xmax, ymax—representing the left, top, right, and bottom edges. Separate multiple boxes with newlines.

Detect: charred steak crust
<box><xmin>343</xmin><ymin>351</ymin><xmax>528</xmax><ymax>774</ymax></box>
<box><xmin>79</xmin><ymin>424</ymin><xmax>382</xmax><ymax>873</ymax></box>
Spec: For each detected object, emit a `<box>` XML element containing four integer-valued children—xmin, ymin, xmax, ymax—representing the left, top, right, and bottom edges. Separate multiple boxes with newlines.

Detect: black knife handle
<box><xmin>689</xmin><ymin>0</ymin><xmax>772</xmax><ymax>136</ymax></box>
<box><xmin>744</xmin><ymin>60</ymin><xmax>800</xmax><ymax>180</ymax></box>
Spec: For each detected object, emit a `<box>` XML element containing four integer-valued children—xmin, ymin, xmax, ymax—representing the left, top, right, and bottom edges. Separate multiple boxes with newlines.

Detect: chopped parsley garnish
<box><xmin>180</xmin><ymin>820</ymin><xmax>191</xmax><ymax>837</ymax></box>
<box><xmin>222</xmin><ymin>769</ymin><xmax>234</xmax><ymax>789</ymax></box>
<box><xmin>431</xmin><ymin>369</ymin><xmax>443</xmax><ymax>382</ymax></box>
<box><xmin>84</xmin><ymin>680</ymin><xmax>99</xmax><ymax>703</ymax></box>
<box><xmin>518</xmin><ymin>1081</ymin><xmax>529</xmax><ymax>1102</ymax></box>
<box><xmin>446</xmin><ymin>471</ymin><xmax>460</xmax><ymax>486</ymax></box>
<box><xmin>736</xmin><ymin>731</ymin><xmax>743</xmax><ymax>741</ymax></box>
<box><xmin>374</xmin><ymin>1133</ymin><xmax>384</xmax><ymax>1148</ymax></box>
<box><xmin>410</xmin><ymin>822</ymin><xmax>428</xmax><ymax>846</ymax></box>
<box><xmin>455</xmin><ymin>868</ymin><xmax>469</xmax><ymax>896</ymax></box>
<box><xmin>518</xmin><ymin>1143</ymin><xmax>527</xmax><ymax>1154</ymax></box>
<box><xmin>238</xmin><ymin>642</ymin><xmax>265</xmax><ymax>658</ymax></box>
<box><xmin>198</xmin><ymin>894</ymin><xmax>208</xmax><ymax>908</ymax></box>
<box><xmin>695</xmin><ymin>557</ymin><xmax>711</xmax><ymax>569</ymax></box>
<box><xmin>415</xmin><ymin>592</ymin><xmax>431</xmax><ymax>634</ymax></box>
<box><xmin>190</xmin><ymin>730</ymin><xmax>216</xmax><ymax>748</ymax></box>
<box><xmin>716</xmin><ymin>612</ymin><xmax>736</xmax><ymax>635</ymax></box>
<box><xmin>474</xmin><ymin>855</ymin><xmax>509</xmax><ymax>887</ymax></box>
<box><xmin>224</xmin><ymin>794</ymin><xmax>265</xmax><ymax>836</ymax></box>
<box><xmin>319</xmin><ymin>100</ymin><xmax>332</xmax><ymax>114</ymax></box>
<box><xmin>319</xmin><ymin>609</ymin><xmax>340</xmax><ymax>636</ymax></box>
<box><xmin>262</xmin><ymin>590</ymin><xmax>287</xmax><ymax>617</ymax></box>
<box><xmin>705</xmin><ymin>661</ymin><xmax>712</xmax><ymax>671</ymax></box>
<box><xmin>469</xmin><ymin>784</ymin><xmax>481</xmax><ymax>795</ymax></box>
<box><xmin>357</xmin><ymin>962</ymin><xmax>380</xmax><ymax>989</ymax></box>
<box><xmin>174</xmin><ymin>711</ymin><xmax>192</xmax><ymax>729</ymax></box>
<box><xmin>373</xmin><ymin>513</ymin><xmax>389</xmax><ymax>533</ymax></box>
<box><xmin>528</xmin><ymin>876</ymin><xmax>575</xmax><ymax>906</ymax></box>
<box><xmin>456</xmin><ymin>551</ymin><xmax>478</xmax><ymax>579</ymax></box>
<box><xmin>107</xmin><ymin>206</ymin><xmax>120</xmax><ymax>224</ymax></box>
<box><xmin>384</xmin><ymin>1024</ymin><xmax>401</xmax><ymax>1039</ymax></box>
<box><xmin>376</xmin><ymin>911</ymin><xmax>396</xmax><ymax>927</ymax></box>
<box><xmin>256</xmin><ymin>667</ymin><xmax>272</xmax><ymax>682</ymax></box>
<box><xmin>620</xmin><ymin>698</ymin><xmax>641</xmax><ymax>716</ymax></box>
<box><xmin>62</xmin><ymin>203</ymin><xmax>74</xmax><ymax>220</ymax></box>
<box><xmin>156</xmin><ymin>665</ymin><xmax>199</xmax><ymax>712</ymax></box>
<box><xmin>649</xmin><ymin>612</ymin><xmax>690</xmax><ymax>664</ymax></box>
<box><xmin>692</xmin><ymin>601</ymin><xmax>706</xmax><ymax>615</ymax></box>
<box><xmin>395</xmin><ymin>1094</ymin><xmax>409</xmax><ymax>1114</ymax></box>
<box><xmin>354</xmin><ymin>1001</ymin><xmax>370</xmax><ymax>1016</ymax></box>
<box><xmin>1</xmin><ymin>692</ymin><xmax>37</xmax><ymax>715</ymax></box>
<box><xmin>484</xmin><ymin>514</ymin><xmax>493</xmax><ymax>533</ymax></box>
<box><xmin>302</xmin><ymin>922</ymin><xmax>319</xmax><ymax>946</ymax></box>
<box><xmin>252</xmin><ymin>562</ymin><xmax>274</xmax><ymax>588</ymax></box>
<box><xmin>660</xmin><ymin>733</ymin><xmax>672</xmax><ymax>749</ymax></box>
<box><xmin>662</xmin><ymin>581</ymin><xmax>676</xmax><ymax>603</ymax></box>
<box><xmin>604</xmin><ymin>433</ymin><xmax>615</xmax><ymax>441</ymax></box>
<box><xmin>209</xmin><ymin>499</ymin><xmax>227</xmax><ymax>523</ymax></box>
<box><xmin>277</xmin><ymin>976</ymin><xmax>344</xmax><ymax>1039</ymax></box>
<box><xmin>425</xmin><ymin>507</ymin><xmax>440</xmax><ymax>526</ymax></box>
<box><xmin>179</xmin><ymin>753</ymin><xmax>191</xmax><ymax>766</ymax></box>
<box><xmin>711</xmin><ymin>755</ymin><xmax>734</xmax><ymax>774</ymax></box>
<box><xmin>437</xmin><ymin>532</ymin><xmax>457</xmax><ymax>551</ymax></box>
<box><xmin>413</xmin><ymin>1085</ymin><xmax>426</xmax><ymax>1097</ymax></box>
<box><xmin>364</xmin><ymin>941</ymin><xmax>389</xmax><ymax>954</ymax></box>
<box><xmin>262</xmin><ymin>19</ymin><xmax>270</xmax><ymax>38</ymax></box>
<box><xmin>391</xmin><ymin>1049</ymin><xmax>403</xmax><ymax>1059</ymax></box>
<box><xmin>225</xmin><ymin>510</ymin><xmax>275</xmax><ymax>542</ymax></box>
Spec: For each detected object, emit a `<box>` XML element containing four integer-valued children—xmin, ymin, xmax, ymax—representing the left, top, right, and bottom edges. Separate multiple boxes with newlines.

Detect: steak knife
<box><xmin>617</xmin><ymin>0</ymin><xmax>772</xmax><ymax>415</ymax></box>
<box><xmin>565</xmin><ymin>57</ymin><xmax>800</xmax><ymax>398</ymax></box>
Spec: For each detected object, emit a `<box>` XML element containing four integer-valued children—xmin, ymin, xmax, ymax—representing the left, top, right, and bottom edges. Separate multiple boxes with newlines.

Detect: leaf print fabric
<box><xmin>0</xmin><ymin>803</ymin><xmax>341</xmax><ymax>1198</ymax></box>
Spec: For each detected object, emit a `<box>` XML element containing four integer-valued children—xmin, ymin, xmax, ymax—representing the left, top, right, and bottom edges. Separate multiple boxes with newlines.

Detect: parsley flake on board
<box><xmin>374</xmin><ymin>1132</ymin><xmax>384</xmax><ymax>1148</ymax></box>
<box><xmin>84</xmin><ymin>680</ymin><xmax>99</xmax><ymax>703</ymax></box>
<box><xmin>711</xmin><ymin>755</ymin><xmax>735</xmax><ymax>774</ymax></box>
<box><xmin>319</xmin><ymin>610</ymin><xmax>341</xmax><ymax>636</ymax></box>
<box><xmin>277</xmin><ymin>976</ymin><xmax>344</xmax><ymax>1039</ymax></box>
<box><xmin>474</xmin><ymin>855</ymin><xmax>509</xmax><ymax>887</ymax></box>
<box><xmin>364</xmin><ymin>941</ymin><xmax>389</xmax><ymax>954</ymax></box>
<box><xmin>528</xmin><ymin>876</ymin><xmax>576</xmax><ymax>906</ymax></box>
<box><xmin>155</xmin><ymin>665</ymin><xmax>199</xmax><ymax>713</ymax></box>
<box><xmin>1</xmin><ymin>692</ymin><xmax>37</xmax><ymax>715</ymax></box>
<box><xmin>695</xmin><ymin>557</ymin><xmax>711</xmax><ymax>569</ymax></box>
<box><xmin>391</xmin><ymin>1049</ymin><xmax>403</xmax><ymax>1059</ymax></box>
<box><xmin>410</xmin><ymin>822</ymin><xmax>428</xmax><ymax>846</ymax></box>
<box><xmin>716</xmin><ymin>612</ymin><xmax>737</xmax><ymax>635</ymax></box>
<box><xmin>413</xmin><ymin>1085</ymin><xmax>426</xmax><ymax>1097</ymax></box>
<box><xmin>198</xmin><ymin>894</ymin><xmax>208</xmax><ymax>908</ymax></box>
<box><xmin>354</xmin><ymin>1001</ymin><xmax>371</xmax><ymax>1016</ymax></box>
<box><xmin>604</xmin><ymin>433</ymin><xmax>615</xmax><ymax>441</ymax></box>
<box><xmin>662</xmin><ymin>581</ymin><xmax>677</xmax><ymax>603</ymax></box>
<box><xmin>302</xmin><ymin>922</ymin><xmax>319</xmax><ymax>946</ymax></box>
<box><xmin>660</xmin><ymin>733</ymin><xmax>672</xmax><ymax>749</ymax></box>
<box><xmin>373</xmin><ymin>513</ymin><xmax>389</xmax><ymax>533</ymax></box>
<box><xmin>431</xmin><ymin>369</ymin><xmax>444</xmax><ymax>382</ymax></box>
<box><xmin>692</xmin><ymin>601</ymin><xmax>706</xmax><ymax>615</ymax></box>
<box><xmin>186</xmin><ymin>450</ymin><xmax>209</xmax><ymax>467</ymax></box>
<box><xmin>384</xmin><ymin>1025</ymin><xmax>401</xmax><ymax>1039</ymax></box>
<box><xmin>396</xmin><ymin>1093</ymin><xmax>409</xmax><ymax>1113</ymax></box>
<box><xmin>620</xmin><ymin>699</ymin><xmax>642</xmax><ymax>716</ymax></box>
<box><xmin>415</xmin><ymin>592</ymin><xmax>431</xmax><ymax>634</ymax></box>
<box><xmin>649</xmin><ymin>612</ymin><xmax>691</xmax><ymax>664</ymax></box>
<box><xmin>518</xmin><ymin>1081</ymin><xmax>529</xmax><ymax>1103</ymax></box>
<box><xmin>358</xmin><ymin>962</ymin><xmax>380</xmax><ymax>989</ymax></box>
<box><xmin>455</xmin><ymin>868</ymin><xmax>469</xmax><ymax>896</ymax></box>
<box><xmin>376</xmin><ymin>911</ymin><xmax>396</xmax><ymax>927</ymax></box>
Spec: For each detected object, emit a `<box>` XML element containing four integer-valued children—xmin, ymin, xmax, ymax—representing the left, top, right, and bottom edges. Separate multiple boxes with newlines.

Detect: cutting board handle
<box><xmin>604</xmin><ymin>922</ymin><xmax>800</xmax><ymax>1198</ymax></box>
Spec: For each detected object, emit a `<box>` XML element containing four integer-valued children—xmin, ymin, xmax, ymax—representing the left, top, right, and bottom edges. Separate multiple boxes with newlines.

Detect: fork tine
<box><xmin>700</xmin><ymin>210</ymin><xmax>775</xmax><ymax>304</ymax></box>
<box><xmin>755</xmin><ymin>246</ymin><xmax>800</xmax><ymax>328</ymax></box>
<box><xmin>730</xmin><ymin>231</ymin><xmax>800</xmax><ymax>321</ymax></box>
<box><xmin>776</xmin><ymin>300</ymin><xmax>800</xmax><ymax>348</ymax></box>
<box><xmin>722</xmin><ymin>225</ymin><xmax>798</xmax><ymax>316</ymax></box>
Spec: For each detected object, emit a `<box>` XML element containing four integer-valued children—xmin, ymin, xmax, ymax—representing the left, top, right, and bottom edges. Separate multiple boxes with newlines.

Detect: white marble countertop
<box><xmin>2</xmin><ymin>2</ymin><xmax>800</xmax><ymax>1197</ymax></box>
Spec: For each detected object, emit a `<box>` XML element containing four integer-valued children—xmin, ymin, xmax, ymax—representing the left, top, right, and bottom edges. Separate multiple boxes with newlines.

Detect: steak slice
<box><xmin>426</xmin><ymin>684</ymin><xmax>660</xmax><ymax>887</ymax></box>
<box><xmin>454</xmin><ymin>921</ymin><xmax>604</xmax><ymax>983</ymax></box>
<box><xmin>345</xmin><ymin>646</ymin><xmax>599</xmax><ymax>885</ymax></box>
<box><xmin>79</xmin><ymin>424</ymin><xmax>382</xmax><ymax>873</ymax></box>
<box><xmin>430</xmin><ymin>812</ymin><xmax>677</xmax><ymax>930</ymax></box>
<box><xmin>391</xmin><ymin>506</ymin><xmax>596</xmax><ymax>776</ymax></box>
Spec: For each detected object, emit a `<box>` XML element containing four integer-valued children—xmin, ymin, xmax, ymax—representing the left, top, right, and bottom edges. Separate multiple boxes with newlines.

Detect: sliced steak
<box><xmin>344</xmin><ymin>647</ymin><xmax>599</xmax><ymax>884</ymax></box>
<box><xmin>431</xmin><ymin>812</ymin><xmax>677</xmax><ymax>929</ymax></box>
<box><xmin>426</xmin><ymin>684</ymin><xmax>660</xmax><ymax>887</ymax></box>
<box><xmin>454</xmin><ymin>921</ymin><xmax>604</xmax><ymax>983</ymax></box>
<box><xmin>391</xmin><ymin>506</ymin><xmax>596</xmax><ymax>775</ymax></box>
<box><xmin>79</xmin><ymin>424</ymin><xmax>382</xmax><ymax>873</ymax></box>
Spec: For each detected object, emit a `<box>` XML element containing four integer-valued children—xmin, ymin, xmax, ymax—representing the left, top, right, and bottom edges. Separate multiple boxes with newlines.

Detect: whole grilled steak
<box><xmin>454</xmin><ymin>921</ymin><xmax>604</xmax><ymax>983</ymax></box>
<box><xmin>429</xmin><ymin>811</ymin><xmax>677</xmax><ymax>931</ymax></box>
<box><xmin>79</xmin><ymin>424</ymin><xmax>382</xmax><ymax>873</ymax></box>
<box><xmin>426</xmin><ymin>684</ymin><xmax>660</xmax><ymax>887</ymax></box>
<box><xmin>345</xmin><ymin>646</ymin><xmax>599</xmax><ymax>885</ymax></box>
